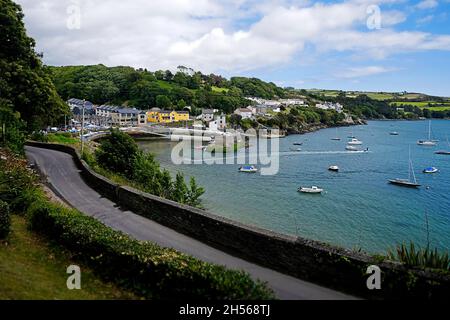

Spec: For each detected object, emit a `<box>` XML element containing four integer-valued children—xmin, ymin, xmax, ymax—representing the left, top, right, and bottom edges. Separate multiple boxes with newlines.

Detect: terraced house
<box><xmin>95</xmin><ymin>105</ymin><xmax>140</xmax><ymax>126</ymax></box>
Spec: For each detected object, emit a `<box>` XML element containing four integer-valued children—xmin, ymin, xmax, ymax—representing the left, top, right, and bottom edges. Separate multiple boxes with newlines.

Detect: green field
<box><xmin>212</xmin><ymin>86</ymin><xmax>229</xmax><ymax>93</ymax></box>
<box><xmin>390</xmin><ymin>101</ymin><xmax>450</xmax><ymax>110</ymax></box>
<box><xmin>0</xmin><ymin>215</ymin><xmax>138</xmax><ymax>300</ymax></box>
<box><xmin>306</xmin><ymin>89</ymin><xmax>444</xmax><ymax>102</ymax></box>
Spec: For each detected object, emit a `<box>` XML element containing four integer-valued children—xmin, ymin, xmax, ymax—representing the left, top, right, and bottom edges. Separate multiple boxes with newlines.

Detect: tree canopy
<box><xmin>0</xmin><ymin>0</ymin><xmax>68</xmax><ymax>133</ymax></box>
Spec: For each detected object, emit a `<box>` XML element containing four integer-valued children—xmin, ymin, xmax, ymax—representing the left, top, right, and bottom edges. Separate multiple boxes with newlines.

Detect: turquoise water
<box><xmin>137</xmin><ymin>120</ymin><xmax>450</xmax><ymax>254</ymax></box>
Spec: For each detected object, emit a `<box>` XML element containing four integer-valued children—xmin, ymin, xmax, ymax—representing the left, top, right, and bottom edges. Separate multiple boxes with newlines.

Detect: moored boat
<box><xmin>417</xmin><ymin>120</ymin><xmax>437</xmax><ymax>146</ymax></box>
<box><xmin>298</xmin><ymin>186</ymin><xmax>323</xmax><ymax>194</ymax></box>
<box><xmin>388</xmin><ymin>178</ymin><xmax>421</xmax><ymax>188</ymax></box>
<box><xmin>423</xmin><ymin>167</ymin><xmax>438</xmax><ymax>174</ymax></box>
<box><xmin>238</xmin><ymin>165</ymin><xmax>258</xmax><ymax>173</ymax></box>
<box><xmin>328</xmin><ymin>165</ymin><xmax>339</xmax><ymax>172</ymax></box>
<box><xmin>435</xmin><ymin>150</ymin><xmax>450</xmax><ymax>155</ymax></box>
<box><xmin>289</xmin><ymin>147</ymin><xmax>301</xmax><ymax>152</ymax></box>
<box><xmin>346</xmin><ymin>145</ymin><xmax>359</xmax><ymax>151</ymax></box>
<box><xmin>388</xmin><ymin>147</ymin><xmax>420</xmax><ymax>188</ymax></box>
<box><xmin>347</xmin><ymin>138</ymin><xmax>362</xmax><ymax>145</ymax></box>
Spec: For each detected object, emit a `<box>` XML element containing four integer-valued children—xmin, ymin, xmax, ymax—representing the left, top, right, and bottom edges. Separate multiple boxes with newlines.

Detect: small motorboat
<box><xmin>423</xmin><ymin>167</ymin><xmax>438</xmax><ymax>174</ymax></box>
<box><xmin>346</xmin><ymin>145</ymin><xmax>359</xmax><ymax>151</ymax></box>
<box><xmin>290</xmin><ymin>147</ymin><xmax>301</xmax><ymax>152</ymax></box>
<box><xmin>328</xmin><ymin>165</ymin><xmax>339</xmax><ymax>172</ymax></box>
<box><xmin>238</xmin><ymin>165</ymin><xmax>258</xmax><ymax>173</ymax></box>
<box><xmin>347</xmin><ymin>138</ymin><xmax>363</xmax><ymax>145</ymax></box>
<box><xmin>390</xmin><ymin>132</ymin><xmax>399</xmax><ymax>136</ymax></box>
<box><xmin>293</xmin><ymin>142</ymin><xmax>303</xmax><ymax>146</ymax></box>
<box><xmin>331</xmin><ymin>137</ymin><xmax>341</xmax><ymax>141</ymax></box>
<box><xmin>298</xmin><ymin>186</ymin><xmax>323</xmax><ymax>194</ymax></box>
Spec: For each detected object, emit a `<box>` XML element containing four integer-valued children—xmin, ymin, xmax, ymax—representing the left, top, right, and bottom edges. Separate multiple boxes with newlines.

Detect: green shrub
<box><xmin>388</xmin><ymin>242</ymin><xmax>450</xmax><ymax>271</ymax></box>
<box><xmin>0</xmin><ymin>200</ymin><xmax>10</xmax><ymax>239</ymax></box>
<box><xmin>30</xmin><ymin>131</ymin><xmax>49</xmax><ymax>143</ymax></box>
<box><xmin>27</xmin><ymin>198</ymin><xmax>274</xmax><ymax>300</ymax></box>
<box><xmin>0</xmin><ymin>151</ymin><xmax>37</xmax><ymax>211</ymax></box>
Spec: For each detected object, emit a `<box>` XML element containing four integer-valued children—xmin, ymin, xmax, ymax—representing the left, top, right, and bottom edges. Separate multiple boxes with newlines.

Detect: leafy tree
<box><xmin>173</xmin><ymin>172</ymin><xmax>188</xmax><ymax>203</ymax></box>
<box><xmin>186</xmin><ymin>177</ymin><xmax>205</xmax><ymax>208</ymax></box>
<box><xmin>177</xmin><ymin>99</ymin><xmax>187</xmax><ymax>110</ymax></box>
<box><xmin>156</xmin><ymin>95</ymin><xmax>172</xmax><ymax>109</ymax></box>
<box><xmin>0</xmin><ymin>0</ymin><xmax>68</xmax><ymax>131</ymax></box>
<box><xmin>96</xmin><ymin>128</ymin><xmax>139</xmax><ymax>176</ymax></box>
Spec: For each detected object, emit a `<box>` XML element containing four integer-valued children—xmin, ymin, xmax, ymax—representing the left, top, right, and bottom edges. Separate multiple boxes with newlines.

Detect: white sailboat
<box><xmin>417</xmin><ymin>120</ymin><xmax>437</xmax><ymax>146</ymax></box>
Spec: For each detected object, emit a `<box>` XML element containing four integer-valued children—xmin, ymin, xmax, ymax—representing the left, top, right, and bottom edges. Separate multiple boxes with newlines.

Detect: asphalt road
<box><xmin>26</xmin><ymin>145</ymin><xmax>356</xmax><ymax>300</ymax></box>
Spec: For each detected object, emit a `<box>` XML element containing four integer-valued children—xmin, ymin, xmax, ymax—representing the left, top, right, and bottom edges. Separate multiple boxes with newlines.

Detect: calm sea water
<box><xmin>137</xmin><ymin>120</ymin><xmax>450</xmax><ymax>254</ymax></box>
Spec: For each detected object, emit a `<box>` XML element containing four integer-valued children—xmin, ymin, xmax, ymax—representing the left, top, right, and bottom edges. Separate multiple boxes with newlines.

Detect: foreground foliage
<box><xmin>94</xmin><ymin>128</ymin><xmax>204</xmax><ymax>207</ymax></box>
<box><xmin>1</xmin><ymin>146</ymin><xmax>272</xmax><ymax>299</ymax></box>
<box><xmin>26</xmin><ymin>197</ymin><xmax>274</xmax><ymax>299</ymax></box>
<box><xmin>0</xmin><ymin>0</ymin><xmax>68</xmax><ymax>132</ymax></box>
<box><xmin>0</xmin><ymin>215</ymin><xmax>138</xmax><ymax>299</ymax></box>
<box><xmin>388</xmin><ymin>242</ymin><xmax>450</xmax><ymax>271</ymax></box>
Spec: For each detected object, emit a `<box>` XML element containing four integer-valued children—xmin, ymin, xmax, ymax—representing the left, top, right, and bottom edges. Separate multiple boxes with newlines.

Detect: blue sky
<box><xmin>17</xmin><ymin>0</ymin><xmax>450</xmax><ymax>96</ymax></box>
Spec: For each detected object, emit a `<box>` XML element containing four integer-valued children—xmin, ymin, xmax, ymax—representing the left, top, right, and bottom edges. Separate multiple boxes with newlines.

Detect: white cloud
<box><xmin>15</xmin><ymin>0</ymin><xmax>450</xmax><ymax>75</ymax></box>
<box><xmin>338</xmin><ymin>66</ymin><xmax>396</xmax><ymax>78</ymax></box>
<box><xmin>417</xmin><ymin>14</ymin><xmax>434</xmax><ymax>24</ymax></box>
<box><xmin>415</xmin><ymin>0</ymin><xmax>439</xmax><ymax>9</ymax></box>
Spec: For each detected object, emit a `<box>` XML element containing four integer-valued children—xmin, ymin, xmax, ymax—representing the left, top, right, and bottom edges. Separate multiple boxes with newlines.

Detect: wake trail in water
<box><xmin>183</xmin><ymin>150</ymin><xmax>371</xmax><ymax>163</ymax></box>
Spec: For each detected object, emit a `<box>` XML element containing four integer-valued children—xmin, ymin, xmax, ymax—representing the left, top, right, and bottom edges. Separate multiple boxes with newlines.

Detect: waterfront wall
<box><xmin>25</xmin><ymin>141</ymin><xmax>450</xmax><ymax>299</ymax></box>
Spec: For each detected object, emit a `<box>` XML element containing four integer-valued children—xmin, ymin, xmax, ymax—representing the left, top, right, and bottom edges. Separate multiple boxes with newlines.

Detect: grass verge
<box><xmin>0</xmin><ymin>215</ymin><xmax>139</xmax><ymax>300</ymax></box>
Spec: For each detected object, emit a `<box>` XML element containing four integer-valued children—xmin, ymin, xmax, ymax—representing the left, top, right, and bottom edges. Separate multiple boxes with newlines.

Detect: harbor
<box><xmin>138</xmin><ymin>120</ymin><xmax>450</xmax><ymax>254</ymax></box>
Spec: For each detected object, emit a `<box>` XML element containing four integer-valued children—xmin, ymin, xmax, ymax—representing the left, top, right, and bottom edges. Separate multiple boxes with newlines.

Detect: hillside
<box><xmin>46</xmin><ymin>65</ymin><xmax>285</xmax><ymax>115</ymax></box>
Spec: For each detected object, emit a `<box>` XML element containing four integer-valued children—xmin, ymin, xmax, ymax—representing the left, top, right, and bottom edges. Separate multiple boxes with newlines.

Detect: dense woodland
<box><xmin>47</xmin><ymin>64</ymin><xmax>285</xmax><ymax>115</ymax></box>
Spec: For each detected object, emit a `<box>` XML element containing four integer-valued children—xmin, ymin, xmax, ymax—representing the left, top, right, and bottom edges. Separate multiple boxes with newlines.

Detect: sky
<box><xmin>16</xmin><ymin>0</ymin><xmax>450</xmax><ymax>96</ymax></box>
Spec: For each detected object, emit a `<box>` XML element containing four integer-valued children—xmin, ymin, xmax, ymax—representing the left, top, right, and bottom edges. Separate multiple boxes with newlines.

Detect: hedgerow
<box><xmin>27</xmin><ymin>197</ymin><xmax>274</xmax><ymax>300</ymax></box>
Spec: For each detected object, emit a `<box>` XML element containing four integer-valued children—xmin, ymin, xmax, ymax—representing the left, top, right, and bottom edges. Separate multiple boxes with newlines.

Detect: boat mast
<box><xmin>409</xmin><ymin>146</ymin><xmax>417</xmax><ymax>184</ymax></box>
<box><xmin>428</xmin><ymin>120</ymin><xmax>431</xmax><ymax>141</ymax></box>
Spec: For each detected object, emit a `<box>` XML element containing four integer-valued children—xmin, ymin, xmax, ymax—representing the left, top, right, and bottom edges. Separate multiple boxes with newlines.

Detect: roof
<box><xmin>237</xmin><ymin>108</ymin><xmax>252</xmax><ymax>113</ymax></box>
<box><xmin>150</xmin><ymin>107</ymin><xmax>161</xmax><ymax>112</ymax></box>
<box><xmin>117</xmin><ymin>108</ymin><xmax>140</xmax><ymax>114</ymax></box>
<box><xmin>68</xmin><ymin>98</ymin><xmax>93</xmax><ymax>108</ymax></box>
<box><xmin>202</xmin><ymin>109</ymin><xmax>215</xmax><ymax>114</ymax></box>
<box><xmin>177</xmin><ymin>111</ymin><xmax>189</xmax><ymax>114</ymax></box>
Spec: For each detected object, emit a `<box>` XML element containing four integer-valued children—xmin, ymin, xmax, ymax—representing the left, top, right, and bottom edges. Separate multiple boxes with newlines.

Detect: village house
<box><xmin>208</xmin><ymin>114</ymin><xmax>226</xmax><ymax>131</ymax></box>
<box><xmin>234</xmin><ymin>107</ymin><xmax>253</xmax><ymax>119</ymax></box>
<box><xmin>146</xmin><ymin>108</ymin><xmax>190</xmax><ymax>124</ymax></box>
<box><xmin>201</xmin><ymin>109</ymin><xmax>215</xmax><ymax>122</ymax></box>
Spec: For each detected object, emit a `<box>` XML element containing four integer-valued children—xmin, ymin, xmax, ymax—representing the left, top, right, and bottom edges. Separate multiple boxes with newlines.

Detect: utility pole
<box><xmin>81</xmin><ymin>99</ymin><xmax>85</xmax><ymax>154</ymax></box>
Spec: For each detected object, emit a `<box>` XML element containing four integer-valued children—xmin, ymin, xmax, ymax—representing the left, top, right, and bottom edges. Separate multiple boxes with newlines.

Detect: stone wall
<box><xmin>25</xmin><ymin>141</ymin><xmax>450</xmax><ymax>299</ymax></box>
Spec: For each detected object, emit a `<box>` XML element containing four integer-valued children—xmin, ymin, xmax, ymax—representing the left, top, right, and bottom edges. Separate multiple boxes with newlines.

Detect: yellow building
<box><xmin>146</xmin><ymin>108</ymin><xmax>189</xmax><ymax>123</ymax></box>
<box><xmin>172</xmin><ymin>110</ymin><xmax>189</xmax><ymax>122</ymax></box>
